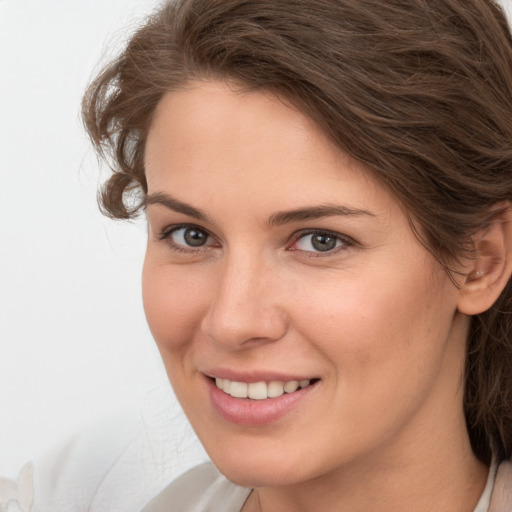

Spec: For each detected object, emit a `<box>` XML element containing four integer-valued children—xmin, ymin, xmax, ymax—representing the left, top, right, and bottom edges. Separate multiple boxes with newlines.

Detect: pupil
<box><xmin>311</xmin><ymin>233</ymin><xmax>336</xmax><ymax>251</ymax></box>
<box><xmin>184</xmin><ymin>228</ymin><xmax>207</xmax><ymax>247</ymax></box>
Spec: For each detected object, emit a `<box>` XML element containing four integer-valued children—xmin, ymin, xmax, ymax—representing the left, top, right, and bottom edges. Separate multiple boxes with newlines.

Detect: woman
<box><xmin>43</xmin><ymin>0</ymin><xmax>512</xmax><ymax>510</ymax></box>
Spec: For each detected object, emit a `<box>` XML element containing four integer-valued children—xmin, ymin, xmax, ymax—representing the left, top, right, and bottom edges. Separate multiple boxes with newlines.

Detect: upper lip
<box><xmin>203</xmin><ymin>369</ymin><xmax>318</xmax><ymax>383</ymax></box>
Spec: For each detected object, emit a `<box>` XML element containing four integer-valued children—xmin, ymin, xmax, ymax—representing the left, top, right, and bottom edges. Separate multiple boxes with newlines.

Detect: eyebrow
<box><xmin>145</xmin><ymin>192</ymin><xmax>210</xmax><ymax>221</ymax></box>
<box><xmin>145</xmin><ymin>192</ymin><xmax>375</xmax><ymax>225</ymax></box>
<box><xmin>268</xmin><ymin>204</ymin><xmax>375</xmax><ymax>226</ymax></box>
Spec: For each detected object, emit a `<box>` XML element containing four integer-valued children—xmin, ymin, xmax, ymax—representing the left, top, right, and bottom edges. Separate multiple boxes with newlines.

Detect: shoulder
<box><xmin>489</xmin><ymin>459</ymin><xmax>512</xmax><ymax>512</ymax></box>
<box><xmin>142</xmin><ymin>462</ymin><xmax>251</xmax><ymax>512</ymax></box>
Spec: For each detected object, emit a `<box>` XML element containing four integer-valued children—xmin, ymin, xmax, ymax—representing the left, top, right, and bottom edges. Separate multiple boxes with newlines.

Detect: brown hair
<box><xmin>82</xmin><ymin>0</ymin><xmax>512</xmax><ymax>463</ymax></box>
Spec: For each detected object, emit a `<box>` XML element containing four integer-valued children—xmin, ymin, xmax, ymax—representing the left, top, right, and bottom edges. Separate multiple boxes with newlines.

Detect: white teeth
<box><xmin>229</xmin><ymin>381</ymin><xmax>248</xmax><ymax>398</ymax></box>
<box><xmin>283</xmin><ymin>380</ymin><xmax>299</xmax><ymax>393</ymax></box>
<box><xmin>248</xmin><ymin>382</ymin><xmax>267</xmax><ymax>400</ymax></box>
<box><xmin>215</xmin><ymin>378</ymin><xmax>312</xmax><ymax>399</ymax></box>
<box><xmin>267</xmin><ymin>381</ymin><xmax>285</xmax><ymax>398</ymax></box>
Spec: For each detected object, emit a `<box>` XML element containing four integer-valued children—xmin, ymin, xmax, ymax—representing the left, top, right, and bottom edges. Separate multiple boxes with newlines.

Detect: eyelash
<box><xmin>157</xmin><ymin>224</ymin><xmax>355</xmax><ymax>257</ymax></box>
<box><xmin>157</xmin><ymin>224</ymin><xmax>218</xmax><ymax>254</ymax></box>
<box><xmin>288</xmin><ymin>229</ymin><xmax>354</xmax><ymax>257</ymax></box>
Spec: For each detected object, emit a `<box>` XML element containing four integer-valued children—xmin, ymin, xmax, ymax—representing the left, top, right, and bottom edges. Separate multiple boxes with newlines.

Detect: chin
<box><xmin>207</xmin><ymin>448</ymin><xmax>319</xmax><ymax>488</ymax></box>
<box><xmin>216</xmin><ymin>463</ymin><xmax>302</xmax><ymax>489</ymax></box>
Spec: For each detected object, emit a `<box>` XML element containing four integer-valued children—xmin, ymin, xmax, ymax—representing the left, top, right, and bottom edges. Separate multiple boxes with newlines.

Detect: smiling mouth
<box><xmin>213</xmin><ymin>378</ymin><xmax>319</xmax><ymax>400</ymax></box>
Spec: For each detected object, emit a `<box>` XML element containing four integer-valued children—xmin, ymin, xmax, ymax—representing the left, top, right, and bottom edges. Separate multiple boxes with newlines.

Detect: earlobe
<box><xmin>457</xmin><ymin>205</ymin><xmax>512</xmax><ymax>316</ymax></box>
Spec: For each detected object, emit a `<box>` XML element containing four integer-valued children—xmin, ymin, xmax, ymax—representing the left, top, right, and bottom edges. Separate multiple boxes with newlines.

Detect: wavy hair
<box><xmin>82</xmin><ymin>0</ymin><xmax>512</xmax><ymax>463</ymax></box>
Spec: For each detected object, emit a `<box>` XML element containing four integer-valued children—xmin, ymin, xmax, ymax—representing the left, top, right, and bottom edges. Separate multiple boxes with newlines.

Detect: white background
<box><xmin>0</xmin><ymin>0</ymin><xmax>198</xmax><ymax>478</ymax></box>
<box><xmin>1</xmin><ymin>0</ymin><xmax>511</xmax><ymax>478</ymax></box>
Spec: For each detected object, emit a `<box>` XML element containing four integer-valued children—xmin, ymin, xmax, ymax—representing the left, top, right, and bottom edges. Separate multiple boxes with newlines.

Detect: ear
<box><xmin>457</xmin><ymin>205</ymin><xmax>512</xmax><ymax>316</ymax></box>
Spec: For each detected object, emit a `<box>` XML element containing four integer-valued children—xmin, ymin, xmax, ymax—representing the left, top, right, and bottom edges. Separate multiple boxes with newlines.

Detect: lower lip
<box><xmin>207</xmin><ymin>378</ymin><xmax>318</xmax><ymax>426</ymax></box>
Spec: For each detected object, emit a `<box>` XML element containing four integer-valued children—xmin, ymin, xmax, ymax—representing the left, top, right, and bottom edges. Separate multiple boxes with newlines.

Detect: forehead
<box><xmin>146</xmin><ymin>81</ymin><xmax>325</xmax><ymax>168</ymax></box>
<box><xmin>147</xmin><ymin>81</ymin><xmax>367</xmax><ymax>179</ymax></box>
<box><xmin>144</xmin><ymin>80</ymin><xmax>397</xmax><ymax>221</ymax></box>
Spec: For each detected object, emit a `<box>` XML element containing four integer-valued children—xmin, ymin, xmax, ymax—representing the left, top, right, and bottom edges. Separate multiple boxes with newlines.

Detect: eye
<box><xmin>159</xmin><ymin>225</ymin><xmax>216</xmax><ymax>251</ymax></box>
<box><xmin>290</xmin><ymin>230</ymin><xmax>349</xmax><ymax>254</ymax></box>
<box><xmin>173</xmin><ymin>226</ymin><xmax>209</xmax><ymax>247</ymax></box>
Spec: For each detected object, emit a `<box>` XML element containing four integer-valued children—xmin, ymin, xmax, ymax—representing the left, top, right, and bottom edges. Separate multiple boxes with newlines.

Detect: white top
<box><xmin>475</xmin><ymin>459</ymin><xmax>499</xmax><ymax>512</ymax></box>
<box><xmin>142</xmin><ymin>463</ymin><xmax>251</xmax><ymax>512</ymax></box>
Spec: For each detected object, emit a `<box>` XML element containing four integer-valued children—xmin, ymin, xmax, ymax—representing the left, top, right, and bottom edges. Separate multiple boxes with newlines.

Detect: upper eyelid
<box><xmin>158</xmin><ymin>223</ymin><xmax>212</xmax><ymax>239</ymax></box>
<box><xmin>157</xmin><ymin>225</ymin><xmax>220</xmax><ymax>256</ymax></box>
<box><xmin>290</xmin><ymin>228</ymin><xmax>354</xmax><ymax>243</ymax></box>
<box><xmin>286</xmin><ymin>231</ymin><xmax>356</xmax><ymax>262</ymax></box>
<box><xmin>156</xmin><ymin>223</ymin><xmax>355</xmax><ymax>249</ymax></box>
<box><xmin>157</xmin><ymin>224</ymin><xmax>218</xmax><ymax>251</ymax></box>
<box><xmin>159</xmin><ymin>225</ymin><xmax>348</xmax><ymax>239</ymax></box>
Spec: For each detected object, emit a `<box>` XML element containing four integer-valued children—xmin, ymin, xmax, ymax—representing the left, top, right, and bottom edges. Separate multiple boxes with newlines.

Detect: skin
<box><xmin>142</xmin><ymin>80</ymin><xmax>488</xmax><ymax>512</ymax></box>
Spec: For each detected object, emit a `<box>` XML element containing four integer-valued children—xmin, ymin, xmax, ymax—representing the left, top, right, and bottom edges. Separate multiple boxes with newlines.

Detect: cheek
<box><xmin>288</xmin><ymin>268</ymin><xmax>461</xmax><ymax>449</ymax></box>
<box><xmin>292</xmin><ymin>265</ymin><xmax>457</xmax><ymax>383</ymax></box>
<box><xmin>141</xmin><ymin>255</ymin><xmax>211</xmax><ymax>353</ymax></box>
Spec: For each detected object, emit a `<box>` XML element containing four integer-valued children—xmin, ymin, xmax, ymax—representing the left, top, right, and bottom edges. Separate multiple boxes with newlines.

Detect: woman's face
<box><xmin>143</xmin><ymin>81</ymin><xmax>469</xmax><ymax>487</ymax></box>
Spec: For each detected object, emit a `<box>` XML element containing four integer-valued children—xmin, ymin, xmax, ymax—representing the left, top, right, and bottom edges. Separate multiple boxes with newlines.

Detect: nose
<box><xmin>200</xmin><ymin>252</ymin><xmax>288</xmax><ymax>349</ymax></box>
